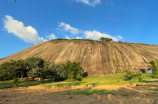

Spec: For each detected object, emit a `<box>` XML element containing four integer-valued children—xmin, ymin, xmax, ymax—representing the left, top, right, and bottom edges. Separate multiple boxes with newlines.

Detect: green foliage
<box><xmin>13</xmin><ymin>77</ymin><xmax>20</xmax><ymax>87</ymax></box>
<box><xmin>48</xmin><ymin>64</ymin><xmax>67</xmax><ymax>81</ymax></box>
<box><xmin>124</xmin><ymin>71</ymin><xmax>142</xmax><ymax>81</ymax></box>
<box><xmin>0</xmin><ymin>57</ymin><xmax>83</xmax><ymax>83</ymax></box>
<box><xmin>0</xmin><ymin>57</ymin><xmax>45</xmax><ymax>81</ymax></box>
<box><xmin>64</xmin><ymin>61</ymin><xmax>84</xmax><ymax>81</ymax></box>
<box><xmin>27</xmin><ymin>68</ymin><xmax>39</xmax><ymax>80</ymax></box>
<box><xmin>77</xmin><ymin>74</ymin><xmax>83</xmax><ymax>81</ymax></box>
<box><xmin>149</xmin><ymin>59</ymin><xmax>158</xmax><ymax>77</ymax></box>
<box><xmin>26</xmin><ymin>57</ymin><xmax>45</xmax><ymax>69</ymax></box>
<box><xmin>51</xmin><ymin>38</ymin><xmax>99</xmax><ymax>42</ymax></box>
<box><xmin>15</xmin><ymin>59</ymin><xmax>27</xmax><ymax>78</ymax></box>
<box><xmin>99</xmin><ymin>37</ymin><xmax>113</xmax><ymax>42</ymax></box>
<box><xmin>1</xmin><ymin>72</ymin><xmax>158</xmax><ymax>89</ymax></box>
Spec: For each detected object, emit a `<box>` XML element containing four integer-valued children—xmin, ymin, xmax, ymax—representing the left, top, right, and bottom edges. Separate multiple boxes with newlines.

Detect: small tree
<box><xmin>13</xmin><ymin>77</ymin><xmax>20</xmax><ymax>87</ymax></box>
<box><xmin>149</xmin><ymin>59</ymin><xmax>158</xmax><ymax>77</ymax></box>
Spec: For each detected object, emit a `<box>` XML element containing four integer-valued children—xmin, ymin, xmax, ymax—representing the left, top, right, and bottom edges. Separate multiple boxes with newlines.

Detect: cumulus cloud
<box><xmin>56</xmin><ymin>22</ymin><xmax>123</xmax><ymax>41</ymax></box>
<box><xmin>84</xmin><ymin>30</ymin><xmax>122</xmax><ymax>41</ymax></box>
<box><xmin>58</xmin><ymin>22</ymin><xmax>80</xmax><ymax>35</ymax></box>
<box><xmin>3</xmin><ymin>15</ymin><xmax>47</xmax><ymax>44</ymax></box>
<box><xmin>75</xmin><ymin>0</ymin><xmax>101</xmax><ymax>6</ymax></box>
<box><xmin>76</xmin><ymin>37</ymin><xmax>82</xmax><ymax>39</ymax></box>
<box><xmin>65</xmin><ymin>35</ymin><xmax>70</xmax><ymax>39</ymax></box>
<box><xmin>47</xmin><ymin>33</ymin><xmax>56</xmax><ymax>40</ymax></box>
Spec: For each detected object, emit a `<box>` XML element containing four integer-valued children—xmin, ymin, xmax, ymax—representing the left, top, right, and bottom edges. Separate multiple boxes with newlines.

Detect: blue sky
<box><xmin>0</xmin><ymin>0</ymin><xmax>158</xmax><ymax>59</ymax></box>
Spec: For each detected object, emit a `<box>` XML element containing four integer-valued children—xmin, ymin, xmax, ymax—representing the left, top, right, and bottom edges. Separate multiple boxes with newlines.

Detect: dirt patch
<box><xmin>0</xmin><ymin>83</ymin><xmax>158</xmax><ymax>104</ymax></box>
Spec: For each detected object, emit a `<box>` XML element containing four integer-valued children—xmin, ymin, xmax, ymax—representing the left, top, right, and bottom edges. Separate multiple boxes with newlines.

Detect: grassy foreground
<box><xmin>0</xmin><ymin>72</ymin><xmax>157</xmax><ymax>89</ymax></box>
<box><xmin>39</xmin><ymin>73</ymin><xmax>157</xmax><ymax>87</ymax></box>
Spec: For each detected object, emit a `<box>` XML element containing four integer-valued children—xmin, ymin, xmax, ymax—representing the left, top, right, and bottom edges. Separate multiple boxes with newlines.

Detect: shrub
<box><xmin>124</xmin><ymin>72</ymin><xmax>141</xmax><ymax>81</ymax></box>
<box><xmin>13</xmin><ymin>77</ymin><xmax>20</xmax><ymax>87</ymax></box>
<box><xmin>138</xmin><ymin>77</ymin><xmax>143</xmax><ymax>82</ymax></box>
<box><xmin>77</xmin><ymin>74</ymin><xmax>83</xmax><ymax>81</ymax></box>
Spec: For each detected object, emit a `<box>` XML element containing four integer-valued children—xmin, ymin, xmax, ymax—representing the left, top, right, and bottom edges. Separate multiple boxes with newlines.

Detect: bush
<box><xmin>13</xmin><ymin>77</ymin><xmax>20</xmax><ymax>87</ymax></box>
<box><xmin>77</xmin><ymin>74</ymin><xmax>83</xmax><ymax>81</ymax></box>
<box><xmin>124</xmin><ymin>72</ymin><xmax>142</xmax><ymax>81</ymax></box>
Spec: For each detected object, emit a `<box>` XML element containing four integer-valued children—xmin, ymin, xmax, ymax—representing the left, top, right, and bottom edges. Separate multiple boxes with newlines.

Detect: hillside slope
<box><xmin>1</xmin><ymin>40</ymin><xmax>158</xmax><ymax>75</ymax></box>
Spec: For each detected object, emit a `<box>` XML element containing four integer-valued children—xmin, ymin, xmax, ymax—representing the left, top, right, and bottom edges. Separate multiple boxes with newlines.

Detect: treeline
<box><xmin>51</xmin><ymin>38</ymin><xmax>99</xmax><ymax>42</ymax></box>
<box><xmin>50</xmin><ymin>38</ymin><xmax>158</xmax><ymax>45</ymax></box>
<box><xmin>51</xmin><ymin>37</ymin><xmax>114</xmax><ymax>42</ymax></box>
<box><xmin>0</xmin><ymin>57</ymin><xmax>84</xmax><ymax>82</ymax></box>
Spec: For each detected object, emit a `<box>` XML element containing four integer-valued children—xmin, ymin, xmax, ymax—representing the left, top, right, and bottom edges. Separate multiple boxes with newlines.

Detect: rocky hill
<box><xmin>1</xmin><ymin>40</ymin><xmax>158</xmax><ymax>75</ymax></box>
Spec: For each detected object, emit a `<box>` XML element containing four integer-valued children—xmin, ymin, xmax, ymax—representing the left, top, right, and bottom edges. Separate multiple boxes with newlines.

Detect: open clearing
<box><xmin>0</xmin><ymin>82</ymin><xmax>158</xmax><ymax>104</ymax></box>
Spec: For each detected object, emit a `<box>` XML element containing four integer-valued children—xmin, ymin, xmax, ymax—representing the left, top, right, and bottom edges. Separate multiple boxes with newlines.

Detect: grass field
<box><xmin>61</xmin><ymin>88</ymin><xmax>114</xmax><ymax>95</ymax></box>
<box><xmin>0</xmin><ymin>72</ymin><xmax>157</xmax><ymax>89</ymax></box>
<box><xmin>39</xmin><ymin>73</ymin><xmax>157</xmax><ymax>87</ymax></box>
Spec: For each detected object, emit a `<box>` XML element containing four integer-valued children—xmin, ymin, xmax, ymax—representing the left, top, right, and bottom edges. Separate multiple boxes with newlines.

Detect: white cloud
<box><xmin>47</xmin><ymin>33</ymin><xmax>56</xmax><ymax>40</ymax></box>
<box><xmin>56</xmin><ymin>22</ymin><xmax>123</xmax><ymax>42</ymax></box>
<box><xmin>84</xmin><ymin>30</ymin><xmax>122</xmax><ymax>41</ymax></box>
<box><xmin>58</xmin><ymin>22</ymin><xmax>80</xmax><ymax>35</ymax></box>
<box><xmin>3</xmin><ymin>15</ymin><xmax>47</xmax><ymax>44</ymax></box>
<box><xmin>76</xmin><ymin>37</ymin><xmax>82</xmax><ymax>39</ymax></box>
<box><xmin>116</xmin><ymin>35</ymin><xmax>123</xmax><ymax>40</ymax></box>
<box><xmin>75</xmin><ymin>0</ymin><xmax>101</xmax><ymax>6</ymax></box>
<box><xmin>65</xmin><ymin>35</ymin><xmax>70</xmax><ymax>39</ymax></box>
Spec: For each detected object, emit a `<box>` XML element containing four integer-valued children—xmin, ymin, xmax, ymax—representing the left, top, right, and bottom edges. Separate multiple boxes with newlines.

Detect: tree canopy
<box><xmin>99</xmin><ymin>37</ymin><xmax>113</xmax><ymax>42</ymax></box>
<box><xmin>0</xmin><ymin>57</ymin><xmax>84</xmax><ymax>82</ymax></box>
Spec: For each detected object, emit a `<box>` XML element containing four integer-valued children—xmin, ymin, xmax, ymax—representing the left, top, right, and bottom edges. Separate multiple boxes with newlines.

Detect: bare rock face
<box><xmin>0</xmin><ymin>40</ymin><xmax>158</xmax><ymax>75</ymax></box>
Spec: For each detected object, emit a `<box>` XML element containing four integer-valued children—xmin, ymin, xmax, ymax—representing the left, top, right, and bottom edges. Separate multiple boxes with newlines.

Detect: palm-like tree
<box><xmin>149</xmin><ymin>59</ymin><xmax>158</xmax><ymax>76</ymax></box>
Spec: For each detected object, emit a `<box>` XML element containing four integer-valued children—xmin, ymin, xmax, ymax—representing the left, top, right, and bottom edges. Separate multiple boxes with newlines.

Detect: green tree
<box><xmin>0</xmin><ymin>62</ymin><xmax>11</xmax><ymax>80</ymax></box>
<box><xmin>149</xmin><ymin>59</ymin><xmax>158</xmax><ymax>77</ymax></box>
<box><xmin>36</xmin><ymin>68</ymin><xmax>46</xmax><ymax>83</ymax></box>
<box><xmin>72</xmin><ymin>62</ymin><xmax>84</xmax><ymax>79</ymax></box>
<box><xmin>13</xmin><ymin>77</ymin><xmax>20</xmax><ymax>87</ymax></box>
<box><xmin>99</xmin><ymin>37</ymin><xmax>113</xmax><ymax>42</ymax></box>
<box><xmin>27</xmin><ymin>68</ymin><xmax>40</xmax><ymax>80</ymax></box>
<box><xmin>48</xmin><ymin>64</ymin><xmax>67</xmax><ymax>81</ymax></box>
<box><xmin>26</xmin><ymin>57</ymin><xmax>45</xmax><ymax>80</ymax></box>
<box><xmin>15</xmin><ymin>59</ymin><xmax>27</xmax><ymax>79</ymax></box>
<box><xmin>26</xmin><ymin>57</ymin><xmax>44</xmax><ymax>69</ymax></box>
<box><xmin>64</xmin><ymin>61</ymin><xmax>84</xmax><ymax>81</ymax></box>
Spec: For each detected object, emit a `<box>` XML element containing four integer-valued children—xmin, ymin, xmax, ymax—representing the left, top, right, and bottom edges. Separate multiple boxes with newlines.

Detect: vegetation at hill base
<box><xmin>0</xmin><ymin>72</ymin><xmax>158</xmax><ymax>89</ymax></box>
<box><xmin>0</xmin><ymin>57</ymin><xmax>83</xmax><ymax>83</ymax></box>
<box><xmin>1</xmin><ymin>55</ymin><xmax>158</xmax><ymax>89</ymax></box>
